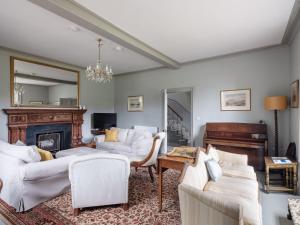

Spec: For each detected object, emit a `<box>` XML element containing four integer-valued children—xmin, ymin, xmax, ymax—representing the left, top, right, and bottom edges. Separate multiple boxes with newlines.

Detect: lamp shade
<box><xmin>264</xmin><ymin>96</ymin><xmax>288</xmax><ymax>111</ymax></box>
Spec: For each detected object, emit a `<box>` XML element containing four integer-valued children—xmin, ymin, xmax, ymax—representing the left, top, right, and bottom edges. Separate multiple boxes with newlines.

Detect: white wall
<box><xmin>114</xmin><ymin>46</ymin><xmax>290</xmax><ymax>155</ymax></box>
<box><xmin>21</xmin><ymin>84</ymin><xmax>49</xmax><ymax>105</ymax></box>
<box><xmin>290</xmin><ymin>28</ymin><xmax>300</xmax><ymax>158</ymax></box>
<box><xmin>0</xmin><ymin>47</ymin><xmax>115</xmax><ymax>141</ymax></box>
<box><xmin>48</xmin><ymin>84</ymin><xmax>77</xmax><ymax>105</ymax></box>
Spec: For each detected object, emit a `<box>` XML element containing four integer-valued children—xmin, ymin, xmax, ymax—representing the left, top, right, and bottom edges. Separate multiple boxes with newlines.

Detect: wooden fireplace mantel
<box><xmin>3</xmin><ymin>108</ymin><xmax>87</xmax><ymax>147</ymax></box>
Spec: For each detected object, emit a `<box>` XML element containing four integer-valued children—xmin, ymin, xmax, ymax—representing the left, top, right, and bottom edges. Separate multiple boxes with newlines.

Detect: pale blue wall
<box><xmin>114</xmin><ymin>46</ymin><xmax>290</xmax><ymax>155</ymax></box>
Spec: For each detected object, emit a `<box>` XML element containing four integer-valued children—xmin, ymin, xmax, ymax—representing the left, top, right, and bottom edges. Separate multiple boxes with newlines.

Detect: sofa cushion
<box><xmin>207</xmin><ymin>144</ymin><xmax>220</xmax><ymax>162</ymax></box>
<box><xmin>36</xmin><ymin>147</ymin><xmax>54</xmax><ymax>161</ymax></box>
<box><xmin>221</xmin><ymin>164</ymin><xmax>257</xmax><ymax>180</ymax></box>
<box><xmin>111</xmin><ymin>128</ymin><xmax>129</xmax><ymax>143</ymax></box>
<box><xmin>205</xmin><ymin>190</ymin><xmax>261</xmax><ymax>225</ymax></box>
<box><xmin>205</xmin><ymin>159</ymin><xmax>222</xmax><ymax>181</ymax></box>
<box><xmin>97</xmin><ymin>142</ymin><xmax>132</xmax><ymax>153</ymax></box>
<box><xmin>104</xmin><ymin>129</ymin><xmax>118</xmax><ymax>142</ymax></box>
<box><xmin>131</xmin><ymin>137</ymin><xmax>153</xmax><ymax>156</ymax></box>
<box><xmin>125</xmin><ymin>129</ymin><xmax>136</xmax><ymax>145</ymax></box>
<box><xmin>204</xmin><ymin>175</ymin><xmax>258</xmax><ymax>201</ymax></box>
<box><xmin>0</xmin><ymin>140</ymin><xmax>41</xmax><ymax>163</ymax></box>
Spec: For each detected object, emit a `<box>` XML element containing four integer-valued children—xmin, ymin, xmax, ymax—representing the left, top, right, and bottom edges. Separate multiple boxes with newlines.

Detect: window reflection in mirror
<box><xmin>11</xmin><ymin>57</ymin><xmax>79</xmax><ymax>108</ymax></box>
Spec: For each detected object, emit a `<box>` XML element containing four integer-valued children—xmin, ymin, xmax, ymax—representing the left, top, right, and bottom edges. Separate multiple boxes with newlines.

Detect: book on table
<box><xmin>272</xmin><ymin>157</ymin><xmax>292</xmax><ymax>164</ymax></box>
<box><xmin>167</xmin><ymin>146</ymin><xmax>198</xmax><ymax>158</ymax></box>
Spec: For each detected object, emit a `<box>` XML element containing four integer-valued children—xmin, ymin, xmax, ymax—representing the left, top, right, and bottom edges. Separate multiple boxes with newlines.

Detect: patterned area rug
<box><xmin>0</xmin><ymin>169</ymin><xmax>181</xmax><ymax>225</ymax></box>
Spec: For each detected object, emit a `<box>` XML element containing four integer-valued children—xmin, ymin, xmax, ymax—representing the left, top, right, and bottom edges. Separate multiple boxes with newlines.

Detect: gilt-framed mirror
<box><xmin>10</xmin><ymin>56</ymin><xmax>80</xmax><ymax>108</ymax></box>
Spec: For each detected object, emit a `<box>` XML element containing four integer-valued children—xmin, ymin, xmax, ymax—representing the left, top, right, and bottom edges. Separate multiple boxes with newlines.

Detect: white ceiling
<box><xmin>75</xmin><ymin>0</ymin><xmax>295</xmax><ymax>63</ymax></box>
<box><xmin>0</xmin><ymin>0</ymin><xmax>161</xmax><ymax>74</ymax></box>
<box><xmin>0</xmin><ymin>0</ymin><xmax>296</xmax><ymax>74</ymax></box>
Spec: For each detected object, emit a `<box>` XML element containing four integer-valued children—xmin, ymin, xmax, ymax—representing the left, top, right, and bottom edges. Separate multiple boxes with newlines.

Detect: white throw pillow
<box><xmin>117</xmin><ymin>129</ymin><xmax>129</xmax><ymax>143</ymax></box>
<box><xmin>125</xmin><ymin>129</ymin><xmax>136</xmax><ymax>145</ymax></box>
<box><xmin>131</xmin><ymin>137</ymin><xmax>153</xmax><ymax>156</ymax></box>
<box><xmin>207</xmin><ymin>144</ymin><xmax>220</xmax><ymax>162</ymax></box>
<box><xmin>205</xmin><ymin>159</ymin><xmax>222</xmax><ymax>181</ymax></box>
<box><xmin>0</xmin><ymin>139</ymin><xmax>41</xmax><ymax>163</ymax></box>
<box><xmin>199</xmin><ymin>151</ymin><xmax>212</xmax><ymax>162</ymax></box>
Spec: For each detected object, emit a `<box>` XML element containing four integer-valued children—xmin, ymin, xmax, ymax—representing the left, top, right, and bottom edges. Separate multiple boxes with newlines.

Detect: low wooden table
<box><xmin>157</xmin><ymin>155</ymin><xmax>195</xmax><ymax>212</ymax></box>
<box><xmin>265</xmin><ymin>157</ymin><xmax>298</xmax><ymax>194</ymax></box>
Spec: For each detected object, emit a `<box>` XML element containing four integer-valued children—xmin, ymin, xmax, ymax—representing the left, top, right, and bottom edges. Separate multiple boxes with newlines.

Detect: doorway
<box><xmin>163</xmin><ymin>88</ymin><xmax>193</xmax><ymax>152</ymax></box>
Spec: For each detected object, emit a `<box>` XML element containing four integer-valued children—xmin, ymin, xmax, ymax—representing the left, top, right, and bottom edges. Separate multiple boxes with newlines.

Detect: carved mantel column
<box><xmin>3</xmin><ymin>108</ymin><xmax>87</xmax><ymax>147</ymax></box>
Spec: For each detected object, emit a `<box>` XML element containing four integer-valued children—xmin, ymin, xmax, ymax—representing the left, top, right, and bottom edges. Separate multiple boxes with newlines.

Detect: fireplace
<box><xmin>37</xmin><ymin>132</ymin><xmax>61</xmax><ymax>152</ymax></box>
<box><xmin>26</xmin><ymin>124</ymin><xmax>72</xmax><ymax>154</ymax></box>
<box><xmin>3</xmin><ymin>108</ymin><xmax>86</xmax><ymax>147</ymax></box>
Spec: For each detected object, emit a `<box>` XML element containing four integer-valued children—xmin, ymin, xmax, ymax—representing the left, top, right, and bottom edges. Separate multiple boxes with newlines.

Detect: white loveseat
<box><xmin>179</xmin><ymin>148</ymin><xmax>262</xmax><ymax>225</ymax></box>
<box><xmin>95</xmin><ymin>128</ymin><xmax>155</xmax><ymax>157</ymax></box>
<box><xmin>0</xmin><ymin>140</ymin><xmax>76</xmax><ymax>212</ymax></box>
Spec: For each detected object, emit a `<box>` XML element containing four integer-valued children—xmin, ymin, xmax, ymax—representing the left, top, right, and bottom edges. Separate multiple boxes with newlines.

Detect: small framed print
<box><xmin>220</xmin><ymin>89</ymin><xmax>251</xmax><ymax>111</ymax></box>
<box><xmin>128</xmin><ymin>96</ymin><xmax>143</xmax><ymax>112</ymax></box>
<box><xmin>291</xmin><ymin>80</ymin><xmax>299</xmax><ymax>108</ymax></box>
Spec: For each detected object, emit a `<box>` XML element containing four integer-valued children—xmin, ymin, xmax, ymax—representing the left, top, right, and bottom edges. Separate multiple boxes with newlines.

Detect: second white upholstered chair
<box><xmin>68</xmin><ymin>153</ymin><xmax>130</xmax><ymax>216</ymax></box>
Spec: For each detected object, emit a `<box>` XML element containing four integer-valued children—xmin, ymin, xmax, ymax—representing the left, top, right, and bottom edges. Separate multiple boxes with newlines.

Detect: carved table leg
<box><xmin>265</xmin><ymin>166</ymin><xmax>270</xmax><ymax>193</ymax></box>
<box><xmin>158</xmin><ymin>160</ymin><xmax>163</xmax><ymax>212</ymax></box>
<box><xmin>293</xmin><ymin>165</ymin><xmax>297</xmax><ymax>194</ymax></box>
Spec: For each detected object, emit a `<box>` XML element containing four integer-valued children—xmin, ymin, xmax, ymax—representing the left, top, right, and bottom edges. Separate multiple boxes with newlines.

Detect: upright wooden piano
<box><xmin>203</xmin><ymin>123</ymin><xmax>268</xmax><ymax>171</ymax></box>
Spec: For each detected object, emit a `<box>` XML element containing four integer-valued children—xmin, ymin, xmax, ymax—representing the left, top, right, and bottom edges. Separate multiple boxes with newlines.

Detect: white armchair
<box><xmin>68</xmin><ymin>153</ymin><xmax>130</xmax><ymax>216</ymax></box>
<box><xmin>130</xmin><ymin>132</ymin><xmax>166</xmax><ymax>182</ymax></box>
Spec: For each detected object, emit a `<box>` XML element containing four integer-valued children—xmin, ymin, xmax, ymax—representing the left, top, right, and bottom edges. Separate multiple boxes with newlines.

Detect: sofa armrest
<box><xmin>217</xmin><ymin>150</ymin><xmax>248</xmax><ymax>166</ymax></box>
<box><xmin>21</xmin><ymin>155</ymin><xmax>77</xmax><ymax>181</ymax></box>
<box><xmin>178</xmin><ymin>183</ymin><xmax>244</xmax><ymax>225</ymax></box>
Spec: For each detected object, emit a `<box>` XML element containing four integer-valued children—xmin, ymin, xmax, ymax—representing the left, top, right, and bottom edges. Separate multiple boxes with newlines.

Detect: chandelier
<box><xmin>86</xmin><ymin>39</ymin><xmax>113</xmax><ymax>83</ymax></box>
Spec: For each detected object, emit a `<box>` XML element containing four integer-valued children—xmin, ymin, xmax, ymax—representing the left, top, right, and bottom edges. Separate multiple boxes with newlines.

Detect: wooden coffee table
<box><xmin>265</xmin><ymin>157</ymin><xmax>298</xmax><ymax>194</ymax></box>
<box><xmin>157</xmin><ymin>154</ymin><xmax>196</xmax><ymax>212</ymax></box>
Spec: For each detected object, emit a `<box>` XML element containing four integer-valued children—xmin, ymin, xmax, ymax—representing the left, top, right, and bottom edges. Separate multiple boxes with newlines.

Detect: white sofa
<box><xmin>69</xmin><ymin>153</ymin><xmax>130</xmax><ymax>215</ymax></box>
<box><xmin>179</xmin><ymin>148</ymin><xmax>262</xmax><ymax>225</ymax></box>
<box><xmin>94</xmin><ymin>128</ymin><xmax>154</xmax><ymax>157</ymax></box>
<box><xmin>0</xmin><ymin>140</ymin><xmax>76</xmax><ymax>212</ymax></box>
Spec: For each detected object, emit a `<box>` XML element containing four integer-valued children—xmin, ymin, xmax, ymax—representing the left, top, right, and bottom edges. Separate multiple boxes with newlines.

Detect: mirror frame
<box><xmin>10</xmin><ymin>56</ymin><xmax>80</xmax><ymax>108</ymax></box>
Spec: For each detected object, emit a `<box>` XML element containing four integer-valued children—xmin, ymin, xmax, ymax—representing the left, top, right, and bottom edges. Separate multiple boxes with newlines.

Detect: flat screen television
<box><xmin>92</xmin><ymin>113</ymin><xmax>117</xmax><ymax>130</ymax></box>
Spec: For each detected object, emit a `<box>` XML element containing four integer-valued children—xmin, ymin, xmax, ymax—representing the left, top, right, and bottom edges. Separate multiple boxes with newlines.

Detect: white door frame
<box><xmin>162</xmin><ymin>87</ymin><xmax>194</xmax><ymax>152</ymax></box>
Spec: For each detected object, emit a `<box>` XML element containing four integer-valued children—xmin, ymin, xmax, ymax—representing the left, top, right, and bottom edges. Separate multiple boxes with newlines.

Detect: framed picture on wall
<box><xmin>128</xmin><ymin>96</ymin><xmax>144</xmax><ymax>112</ymax></box>
<box><xmin>220</xmin><ymin>89</ymin><xmax>251</xmax><ymax>111</ymax></box>
<box><xmin>291</xmin><ymin>80</ymin><xmax>299</xmax><ymax>108</ymax></box>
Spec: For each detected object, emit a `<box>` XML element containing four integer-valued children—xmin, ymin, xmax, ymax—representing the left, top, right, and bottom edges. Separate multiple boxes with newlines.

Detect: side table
<box><xmin>265</xmin><ymin>157</ymin><xmax>298</xmax><ymax>194</ymax></box>
<box><xmin>157</xmin><ymin>155</ymin><xmax>196</xmax><ymax>212</ymax></box>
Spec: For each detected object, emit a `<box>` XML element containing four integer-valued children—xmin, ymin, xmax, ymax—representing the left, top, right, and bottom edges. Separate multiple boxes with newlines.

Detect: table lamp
<box><xmin>264</xmin><ymin>96</ymin><xmax>288</xmax><ymax>156</ymax></box>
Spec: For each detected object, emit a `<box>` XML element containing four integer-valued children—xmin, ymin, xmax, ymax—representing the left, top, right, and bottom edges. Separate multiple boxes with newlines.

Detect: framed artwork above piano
<box><xmin>203</xmin><ymin>122</ymin><xmax>268</xmax><ymax>171</ymax></box>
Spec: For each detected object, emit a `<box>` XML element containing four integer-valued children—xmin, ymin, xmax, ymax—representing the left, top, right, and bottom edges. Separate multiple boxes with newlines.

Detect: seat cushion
<box><xmin>56</xmin><ymin>147</ymin><xmax>99</xmax><ymax>158</ymax></box>
<box><xmin>205</xmin><ymin>190</ymin><xmax>261</xmax><ymax>225</ymax></box>
<box><xmin>97</xmin><ymin>142</ymin><xmax>132</xmax><ymax>153</ymax></box>
<box><xmin>220</xmin><ymin>164</ymin><xmax>257</xmax><ymax>180</ymax></box>
<box><xmin>204</xmin><ymin>175</ymin><xmax>258</xmax><ymax>202</ymax></box>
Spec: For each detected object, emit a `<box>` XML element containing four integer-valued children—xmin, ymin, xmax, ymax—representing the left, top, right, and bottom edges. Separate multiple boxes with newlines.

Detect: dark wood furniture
<box><xmin>265</xmin><ymin>157</ymin><xmax>298</xmax><ymax>194</ymax></box>
<box><xmin>91</xmin><ymin>129</ymin><xmax>105</xmax><ymax>135</ymax></box>
<box><xmin>157</xmin><ymin>154</ymin><xmax>196</xmax><ymax>212</ymax></box>
<box><xmin>3</xmin><ymin>108</ymin><xmax>87</xmax><ymax>147</ymax></box>
<box><xmin>203</xmin><ymin>122</ymin><xmax>268</xmax><ymax>171</ymax></box>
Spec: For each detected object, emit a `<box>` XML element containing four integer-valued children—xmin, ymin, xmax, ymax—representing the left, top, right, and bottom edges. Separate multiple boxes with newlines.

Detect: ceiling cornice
<box><xmin>28</xmin><ymin>0</ymin><xmax>180</xmax><ymax>69</ymax></box>
<box><xmin>282</xmin><ymin>0</ymin><xmax>300</xmax><ymax>44</ymax></box>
